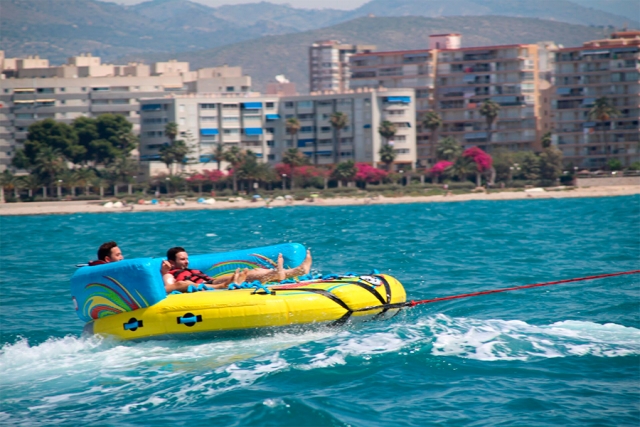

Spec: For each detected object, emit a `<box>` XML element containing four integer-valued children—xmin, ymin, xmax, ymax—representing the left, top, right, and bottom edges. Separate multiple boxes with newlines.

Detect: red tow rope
<box><xmin>407</xmin><ymin>270</ymin><xmax>640</xmax><ymax>308</ymax></box>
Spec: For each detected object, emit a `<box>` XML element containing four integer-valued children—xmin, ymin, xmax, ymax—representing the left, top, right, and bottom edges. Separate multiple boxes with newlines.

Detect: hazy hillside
<box><xmin>210</xmin><ymin>2</ymin><xmax>345</xmax><ymax>31</ymax></box>
<box><xmin>343</xmin><ymin>0</ymin><xmax>637</xmax><ymax>27</ymax></box>
<box><xmin>569</xmin><ymin>0</ymin><xmax>639</xmax><ymax>20</ymax></box>
<box><xmin>2</xmin><ymin>0</ymin><xmax>635</xmax><ymax>64</ymax></box>
<box><xmin>0</xmin><ymin>0</ymin><xmax>304</xmax><ymax>63</ymax></box>
<box><xmin>119</xmin><ymin>15</ymin><xmax>611</xmax><ymax>94</ymax></box>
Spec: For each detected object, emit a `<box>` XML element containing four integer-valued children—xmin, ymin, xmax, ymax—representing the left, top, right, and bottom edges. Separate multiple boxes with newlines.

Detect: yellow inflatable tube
<box><xmin>85</xmin><ymin>274</ymin><xmax>406</xmax><ymax>341</ymax></box>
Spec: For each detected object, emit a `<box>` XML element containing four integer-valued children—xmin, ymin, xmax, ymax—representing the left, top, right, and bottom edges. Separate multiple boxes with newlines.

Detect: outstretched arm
<box><xmin>161</xmin><ymin>260</ymin><xmax>196</xmax><ymax>293</ymax></box>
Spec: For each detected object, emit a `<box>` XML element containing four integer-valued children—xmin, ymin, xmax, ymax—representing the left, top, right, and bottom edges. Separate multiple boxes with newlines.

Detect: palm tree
<box><xmin>164</xmin><ymin>122</ymin><xmax>178</xmax><ymax>143</ymax></box>
<box><xmin>19</xmin><ymin>174</ymin><xmax>41</xmax><ymax>198</ymax></box>
<box><xmin>588</xmin><ymin>97</ymin><xmax>620</xmax><ymax>163</ymax></box>
<box><xmin>541</xmin><ymin>131</ymin><xmax>552</xmax><ymax>149</ymax></box>
<box><xmin>33</xmin><ymin>146</ymin><xmax>66</xmax><ymax>188</ymax></box>
<box><xmin>378</xmin><ymin>120</ymin><xmax>397</xmax><ymax>146</ymax></box>
<box><xmin>450</xmin><ymin>156</ymin><xmax>475</xmax><ymax>183</ymax></box>
<box><xmin>478</xmin><ymin>100</ymin><xmax>501</xmax><ymax>152</ymax></box>
<box><xmin>223</xmin><ymin>145</ymin><xmax>245</xmax><ymax>192</ymax></box>
<box><xmin>332</xmin><ymin>160</ymin><xmax>358</xmax><ymax>187</ymax></box>
<box><xmin>422</xmin><ymin>110</ymin><xmax>442</xmax><ymax>166</ymax></box>
<box><xmin>0</xmin><ymin>170</ymin><xmax>20</xmax><ymax>199</ymax></box>
<box><xmin>330</xmin><ymin>111</ymin><xmax>348</xmax><ymax>165</ymax></box>
<box><xmin>378</xmin><ymin>143</ymin><xmax>396</xmax><ymax>171</ymax></box>
<box><xmin>436</xmin><ymin>137</ymin><xmax>463</xmax><ymax>161</ymax></box>
<box><xmin>212</xmin><ymin>143</ymin><xmax>225</xmax><ymax>171</ymax></box>
<box><xmin>74</xmin><ymin>168</ymin><xmax>96</xmax><ymax>195</ymax></box>
<box><xmin>282</xmin><ymin>147</ymin><xmax>308</xmax><ymax>190</ymax></box>
<box><xmin>286</xmin><ymin>117</ymin><xmax>301</xmax><ymax>153</ymax></box>
<box><xmin>159</xmin><ymin>140</ymin><xmax>189</xmax><ymax>175</ymax></box>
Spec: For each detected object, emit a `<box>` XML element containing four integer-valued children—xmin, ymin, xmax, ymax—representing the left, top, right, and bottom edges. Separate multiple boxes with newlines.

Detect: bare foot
<box><xmin>276</xmin><ymin>253</ymin><xmax>286</xmax><ymax>281</ymax></box>
<box><xmin>239</xmin><ymin>268</ymin><xmax>249</xmax><ymax>283</ymax></box>
<box><xmin>231</xmin><ymin>268</ymin><xmax>242</xmax><ymax>285</ymax></box>
<box><xmin>300</xmin><ymin>250</ymin><xmax>312</xmax><ymax>275</ymax></box>
<box><xmin>287</xmin><ymin>249</ymin><xmax>312</xmax><ymax>277</ymax></box>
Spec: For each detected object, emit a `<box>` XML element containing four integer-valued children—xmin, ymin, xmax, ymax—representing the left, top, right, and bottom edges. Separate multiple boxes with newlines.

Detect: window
<box><xmin>200</xmin><ymin>104</ymin><xmax>216</xmax><ymax>109</ymax></box>
<box><xmin>267</xmin><ymin>140</ymin><xmax>274</xmax><ymax>147</ymax></box>
<box><xmin>222</xmin><ymin>104</ymin><xmax>237</xmax><ymax>109</ymax></box>
<box><xmin>112</xmin><ymin>99</ymin><xmax>128</xmax><ymax>104</ymax></box>
<box><xmin>223</xmin><ymin>117</ymin><xmax>239</xmax><ymax>123</ymax></box>
<box><xmin>301</xmin><ymin>126</ymin><xmax>314</xmax><ymax>132</ymax></box>
<box><xmin>266</xmin><ymin>102</ymin><xmax>275</xmax><ymax>108</ymax></box>
<box><xmin>179</xmin><ymin>104</ymin><xmax>185</xmax><ymax>113</ymax></box>
<box><xmin>265</xmin><ymin>127</ymin><xmax>274</xmax><ymax>134</ymax></box>
<box><xmin>321</xmin><ymin>126</ymin><xmax>331</xmax><ymax>132</ymax></box>
<box><xmin>317</xmin><ymin>100</ymin><xmax>332</xmax><ymax>106</ymax></box>
<box><xmin>200</xmin><ymin>116</ymin><xmax>217</xmax><ymax>122</ymax></box>
<box><xmin>298</xmin><ymin>113</ymin><xmax>314</xmax><ymax>120</ymax></box>
<box><xmin>37</xmin><ymin>88</ymin><xmax>54</xmax><ymax>93</ymax></box>
<box><xmin>297</xmin><ymin>101</ymin><xmax>313</xmax><ymax>108</ymax></box>
<box><xmin>395</xmin><ymin>149</ymin><xmax>410</xmax><ymax>154</ymax></box>
<box><xmin>226</xmin><ymin>86</ymin><xmax>234</xmax><ymax>92</ymax></box>
<box><xmin>223</xmin><ymin>129</ymin><xmax>239</xmax><ymax>135</ymax></box>
<box><xmin>92</xmin><ymin>87</ymin><xmax>110</xmax><ymax>91</ymax></box>
<box><xmin>284</xmin><ymin>102</ymin><xmax>294</xmax><ymax>108</ymax></box>
<box><xmin>268</xmin><ymin>154</ymin><xmax>275</xmax><ymax>160</ymax></box>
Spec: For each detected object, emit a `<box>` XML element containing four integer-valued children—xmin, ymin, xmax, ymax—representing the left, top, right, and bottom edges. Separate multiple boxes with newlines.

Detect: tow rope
<box><xmin>353</xmin><ymin>270</ymin><xmax>640</xmax><ymax>313</ymax></box>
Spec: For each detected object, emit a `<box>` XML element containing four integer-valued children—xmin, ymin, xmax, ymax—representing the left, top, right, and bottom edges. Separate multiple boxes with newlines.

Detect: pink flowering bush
<box><xmin>187</xmin><ymin>169</ymin><xmax>227</xmax><ymax>183</ymax></box>
<box><xmin>463</xmin><ymin>147</ymin><xmax>492</xmax><ymax>172</ymax></box>
<box><xmin>354</xmin><ymin>163</ymin><xmax>388</xmax><ymax>184</ymax></box>
<box><xmin>430</xmin><ymin>160</ymin><xmax>453</xmax><ymax>176</ymax></box>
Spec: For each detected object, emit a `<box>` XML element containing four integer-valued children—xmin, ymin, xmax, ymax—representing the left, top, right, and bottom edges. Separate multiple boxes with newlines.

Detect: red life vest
<box><xmin>169</xmin><ymin>268</ymin><xmax>212</xmax><ymax>284</ymax></box>
<box><xmin>88</xmin><ymin>260</ymin><xmax>107</xmax><ymax>266</ymax></box>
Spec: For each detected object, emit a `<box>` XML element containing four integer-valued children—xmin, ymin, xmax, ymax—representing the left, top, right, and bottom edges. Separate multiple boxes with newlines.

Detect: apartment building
<box><xmin>0</xmin><ymin>54</ymin><xmax>252</xmax><ymax>171</ymax></box>
<box><xmin>349</xmin><ymin>35</ymin><xmax>443</xmax><ymax>166</ymax></box>
<box><xmin>349</xmin><ymin>35</ymin><xmax>556</xmax><ymax>167</ymax></box>
<box><xmin>552</xmin><ymin>32</ymin><xmax>639</xmax><ymax>168</ymax></box>
<box><xmin>435</xmin><ymin>43</ymin><xmax>553</xmax><ymax>156</ymax></box>
<box><xmin>309</xmin><ymin>41</ymin><xmax>376</xmax><ymax>93</ymax></box>
<box><xmin>138</xmin><ymin>88</ymin><xmax>416</xmax><ymax>179</ymax></box>
<box><xmin>138</xmin><ymin>94</ymin><xmax>280</xmax><ymax>179</ymax></box>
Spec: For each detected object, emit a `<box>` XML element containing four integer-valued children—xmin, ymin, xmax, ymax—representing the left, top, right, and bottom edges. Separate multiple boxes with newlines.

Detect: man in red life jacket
<box><xmin>88</xmin><ymin>241</ymin><xmax>124</xmax><ymax>266</ymax></box>
<box><xmin>160</xmin><ymin>246</ymin><xmax>312</xmax><ymax>293</ymax></box>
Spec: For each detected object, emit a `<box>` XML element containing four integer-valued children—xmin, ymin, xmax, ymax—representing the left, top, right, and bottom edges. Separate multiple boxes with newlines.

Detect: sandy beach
<box><xmin>0</xmin><ymin>185</ymin><xmax>638</xmax><ymax>216</ymax></box>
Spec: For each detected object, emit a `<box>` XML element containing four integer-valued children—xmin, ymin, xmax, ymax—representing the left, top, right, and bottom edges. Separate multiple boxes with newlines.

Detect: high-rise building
<box><xmin>309</xmin><ymin>41</ymin><xmax>375</xmax><ymax>93</ymax></box>
<box><xmin>552</xmin><ymin>32</ymin><xmax>639</xmax><ymax>168</ymax></box>
<box><xmin>350</xmin><ymin>35</ymin><xmax>557</xmax><ymax>167</ymax></box>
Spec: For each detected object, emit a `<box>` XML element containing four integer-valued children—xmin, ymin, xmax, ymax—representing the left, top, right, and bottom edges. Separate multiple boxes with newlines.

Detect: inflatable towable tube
<box><xmin>71</xmin><ymin>243</ymin><xmax>407</xmax><ymax>341</ymax></box>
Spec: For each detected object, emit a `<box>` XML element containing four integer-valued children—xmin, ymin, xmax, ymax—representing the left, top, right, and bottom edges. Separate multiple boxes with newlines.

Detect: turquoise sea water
<box><xmin>1</xmin><ymin>196</ymin><xmax>639</xmax><ymax>426</ymax></box>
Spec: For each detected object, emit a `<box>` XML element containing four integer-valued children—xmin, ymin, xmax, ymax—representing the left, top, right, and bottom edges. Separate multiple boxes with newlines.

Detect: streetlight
<box><xmin>57</xmin><ymin>179</ymin><xmax>62</xmax><ymax>198</ymax></box>
<box><xmin>282</xmin><ymin>174</ymin><xmax>287</xmax><ymax>191</ymax></box>
<box><xmin>166</xmin><ymin>176</ymin><xmax>170</xmax><ymax>195</ymax></box>
<box><xmin>399</xmin><ymin>169</ymin><xmax>404</xmax><ymax>186</ymax></box>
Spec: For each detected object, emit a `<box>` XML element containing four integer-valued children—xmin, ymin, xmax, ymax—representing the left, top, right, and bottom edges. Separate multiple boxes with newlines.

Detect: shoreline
<box><xmin>0</xmin><ymin>185</ymin><xmax>638</xmax><ymax>217</ymax></box>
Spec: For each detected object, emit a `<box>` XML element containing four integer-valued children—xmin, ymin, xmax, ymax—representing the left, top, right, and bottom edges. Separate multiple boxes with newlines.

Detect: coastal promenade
<box><xmin>0</xmin><ymin>185</ymin><xmax>638</xmax><ymax>216</ymax></box>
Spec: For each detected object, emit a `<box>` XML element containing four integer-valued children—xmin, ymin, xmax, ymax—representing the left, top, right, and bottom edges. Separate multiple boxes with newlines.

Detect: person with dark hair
<box><xmin>160</xmin><ymin>246</ymin><xmax>312</xmax><ymax>294</ymax></box>
<box><xmin>88</xmin><ymin>241</ymin><xmax>124</xmax><ymax>266</ymax></box>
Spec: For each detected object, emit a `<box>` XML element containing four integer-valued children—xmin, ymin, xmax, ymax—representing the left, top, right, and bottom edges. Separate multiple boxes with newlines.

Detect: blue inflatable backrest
<box><xmin>71</xmin><ymin>257</ymin><xmax>166</xmax><ymax>323</ymax></box>
<box><xmin>187</xmin><ymin>243</ymin><xmax>307</xmax><ymax>278</ymax></box>
<box><xmin>70</xmin><ymin>243</ymin><xmax>307</xmax><ymax>323</ymax></box>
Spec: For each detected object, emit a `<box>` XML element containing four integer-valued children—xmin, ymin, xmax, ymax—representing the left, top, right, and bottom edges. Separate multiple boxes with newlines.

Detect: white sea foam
<box><xmin>425</xmin><ymin>314</ymin><xmax>640</xmax><ymax>361</ymax></box>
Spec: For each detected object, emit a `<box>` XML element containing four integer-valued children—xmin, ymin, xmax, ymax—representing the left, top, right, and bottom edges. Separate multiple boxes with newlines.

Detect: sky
<box><xmin>99</xmin><ymin>0</ymin><xmax>369</xmax><ymax>9</ymax></box>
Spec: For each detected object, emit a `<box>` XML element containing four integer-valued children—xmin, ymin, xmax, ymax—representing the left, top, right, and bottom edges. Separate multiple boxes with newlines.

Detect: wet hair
<box><xmin>167</xmin><ymin>246</ymin><xmax>187</xmax><ymax>261</ymax></box>
<box><xmin>97</xmin><ymin>241</ymin><xmax>118</xmax><ymax>261</ymax></box>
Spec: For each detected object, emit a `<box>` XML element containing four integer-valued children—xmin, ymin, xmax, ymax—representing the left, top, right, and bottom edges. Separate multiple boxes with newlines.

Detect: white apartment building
<box><xmin>138</xmin><ymin>88</ymin><xmax>416</xmax><ymax>179</ymax></box>
<box><xmin>309</xmin><ymin>41</ymin><xmax>375</xmax><ymax>93</ymax></box>
<box><xmin>0</xmin><ymin>54</ymin><xmax>252</xmax><ymax>171</ymax></box>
